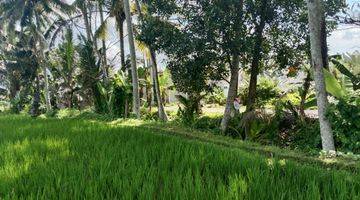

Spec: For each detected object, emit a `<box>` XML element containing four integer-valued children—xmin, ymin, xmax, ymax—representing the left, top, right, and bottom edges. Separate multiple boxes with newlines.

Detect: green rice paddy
<box><xmin>0</xmin><ymin>115</ymin><xmax>359</xmax><ymax>199</ymax></box>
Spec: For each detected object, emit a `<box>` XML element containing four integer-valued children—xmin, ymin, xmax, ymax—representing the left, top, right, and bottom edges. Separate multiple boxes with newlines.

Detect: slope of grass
<box><xmin>0</xmin><ymin>114</ymin><xmax>359</xmax><ymax>199</ymax></box>
<box><xmin>140</xmin><ymin>121</ymin><xmax>360</xmax><ymax>172</ymax></box>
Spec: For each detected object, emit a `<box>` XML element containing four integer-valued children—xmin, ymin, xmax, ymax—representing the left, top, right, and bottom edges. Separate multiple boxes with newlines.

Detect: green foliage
<box><xmin>0</xmin><ymin>115</ymin><xmax>359</xmax><ymax>199</ymax></box>
<box><xmin>192</xmin><ymin>116</ymin><xmax>222</xmax><ymax>133</ymax></box>
<box><xmin>112</xmin><ymin>73</ymin><xmax>132</xmax><ymax>117</ymax></box>
<box><xmin>240</xmin><ymin>77</ymin><xmax>280</xmax><ymax>107</ymax></box>
<box><xmin>330</xmin><ymin>53</ymin><xmax>360</xmax><ymax>91</ymax></box>
<box><xmin>324</xmin><ymin>68</ymin><xmax>347</xmax><ymax>99</ymax></box>
<box><xmin>291</xmin><ymin>120</ymin><xmax>322</xmax><ymax>154</ymax></box>
<box><xmin>204</xmin><ymin>86</ymin><xmax>226</xmax><ymax>106</ymax></box>
<box><xmin>2</xmin><ymin>34</ymin><xmax>38</xmax><ymax>113</ymax></box>
<box><xmin>176</xmin><ymin>94</ymin><xmax>202</xmax><ymax>124</ymax></box>
<box><xmin>49</xmin><ymin>28</ymin><xmax>78</xmax><ymax>108</ymax></box>
<box><xmin>9</xmin><ymin>93</ymin><xmax>22</xmax><ymax>114</ymax></box>
<box><xmin>77</xmin><ymin>37</ymin><xmax>102</xmax><ymax>111</ymax></box>
<box><xmin>138</xmin><ymin>0</ymin><xmax>245</xmax><ymax>98</ymax></box>
<box><xmin>94</xmin><ymin>72</ymin><xmax>132</xmax><ymax>117</ymax></box>
<box><xmin>328</xmin><ymin>95</ymin><xmax>360</xmax><ymax>154</ymax></box>
<box><xmin>56</xmin><ymin>108</ymin><xmax>81</xmax><ymax>118</ymax></box>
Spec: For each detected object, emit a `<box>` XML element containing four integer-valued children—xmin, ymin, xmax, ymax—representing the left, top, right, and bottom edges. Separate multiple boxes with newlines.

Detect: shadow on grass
<box><xmin>0</xmin><ymin>115</ymin><xmax>359</xmax><ymax>199</ymax></box>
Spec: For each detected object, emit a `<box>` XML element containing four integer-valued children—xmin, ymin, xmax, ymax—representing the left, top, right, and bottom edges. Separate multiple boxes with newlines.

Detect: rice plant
<box><xmin>0</xmin><ymin>115</ymin><xmax>359</xmax><ymax>199</ymax></box>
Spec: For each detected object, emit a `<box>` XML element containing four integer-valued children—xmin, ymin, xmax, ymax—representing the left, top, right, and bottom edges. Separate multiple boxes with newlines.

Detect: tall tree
<box><xmin>50</xmin><ymin>28</ymin><xmax>77</xmax><ymax>108</ymax></box>
<box><xmin>97</xmin><ymin>0</ymin><xmax>110</xmax><ymax>83</ymax></box>
<box><xmin>244</xmin><ymin>0</ymin><xmax>269</xmax><ymax>136</ymax></box>
<box><xmin>74</xmin><ymin>0</ymin><xmax>93</xmax><ymax>41</ymax></box>
<box><xmin>220</xmin><ymin>55</ymin><xmax>240</xmax><ymax>132</ymax></box>
<box><xmin>307</xmin><ymin>0</ymin><xmax>335</xmax><ymax>152</ymax></box>
<box><xmin>34</xmin><ymin>12</ymin><xmax>52</xmax><ymax>112</ymax></box>
<box><xmin>107</xmin><ymin>0</ymin><xmax>132</xmax><ymax>117</ymax></box>
<box><xmin>108</xmin><ymin>0</ymin><xmax>126</xmax><ymax>72</ymax></box>
<box><xmin>0</xmin><ymin>0</ymin><xmax>73</xmax><ymax>113</ymax></box>
<box><xmin>1</xmin><ymin>32</ymin><xmax>39</xmax><ymax>114</ymax></box>
<box><xmin>135</xmin><ymin>0</ymin><xmax>168</xmax><ymax>121</ymax></box>
<box><xmin>138</xmin><ymin>0</ymin><xmax>246</xmax><ymax>127</ymax></box>
<box><xmin>242</xmin><ymin>0</ymin><xmax>344</xmax><ymax>137</ymax></box>
<box><xmin>123</xmin><ymin>0</ymin><xmax>141</xmax><ymax>118</ymax></box>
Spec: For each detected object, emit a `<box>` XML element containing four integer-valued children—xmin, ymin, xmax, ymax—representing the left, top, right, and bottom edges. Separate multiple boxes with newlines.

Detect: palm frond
<box><xmin>95</xmin><ymin>17</ymin><xmax>109</xmax><ymax>40</ymax></box>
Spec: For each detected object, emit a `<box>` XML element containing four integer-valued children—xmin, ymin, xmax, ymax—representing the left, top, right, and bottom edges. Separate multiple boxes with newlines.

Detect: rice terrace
<box><xmin>0</xmin><ymin>0</ymin><xmax>359</xmax><ymax>199</ymax></box>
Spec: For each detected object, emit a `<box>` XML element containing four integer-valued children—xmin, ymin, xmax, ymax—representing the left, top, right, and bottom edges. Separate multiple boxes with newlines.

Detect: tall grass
<box><xmin>0</xmin><ymin>115</ymin><xmax>359</xmax><ymax>199</ymax></box>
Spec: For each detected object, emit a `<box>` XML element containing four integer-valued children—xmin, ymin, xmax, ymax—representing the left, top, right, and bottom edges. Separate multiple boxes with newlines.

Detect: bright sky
<box><xmin>328</xmin><ymin>0</ymin><xmax>360</xmax><ymax>54</ymax></box>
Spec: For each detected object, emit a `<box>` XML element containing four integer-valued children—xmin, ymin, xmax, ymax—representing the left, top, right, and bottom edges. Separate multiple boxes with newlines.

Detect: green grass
<box><xmin>0</xmin><ymin>115</ymin><xmax>359</xmax><ymax>199</ymax></box>
<box><xmin>142</xmin><ymin>121</ymin><xmax>360</xmax><ymax>171</ymax></box>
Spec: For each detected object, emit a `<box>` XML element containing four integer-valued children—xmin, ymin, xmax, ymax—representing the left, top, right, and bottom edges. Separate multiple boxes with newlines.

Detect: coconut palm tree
<box><xmin>50</xmin><ymin>28</ymin><xmax>78</xmax><ymax>108</ymax></box>
<box><xmin>123</xmin><ymin>0</ymin><xmax>141</xmax><ymax>118</ymax></box>
<box><xmin>98</xmin><ymin>0</ymin><xmax>109</xmax><ymax>82</ymax></box>
<box><xmin>97</xmin><ymin>0</ymin><xmax>131</xmax><ymax>117</ymax></box>
<box><xmin>134</xmin><ymin>0</ymin><xmax>168</xmax><ymax>121</ymax></box>
<box><xmin>0</xmin><ymin>0</ymin><xmax>73</xmax><ymax>113</ymax></box>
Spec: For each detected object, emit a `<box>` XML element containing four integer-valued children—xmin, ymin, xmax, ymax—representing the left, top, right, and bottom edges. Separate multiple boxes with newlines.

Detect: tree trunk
<box><xmin>99</xmin><ymin>3</ymin><xmax>109</xmax><ymax>83</ymax></box>
<box><xmin>307</xmin><ymin>0</ymin><xmax>335</xmax><ymax>152</ymax></box>
<box><xmin>321</xmin><ymin>15</ymin><xmax>329</xmax><ymax>70</ymax></box>
<box><xmin>134</xmin><ymin>0</ymin><xmax>168</xmax><ymax>121</ymax></box>
<box><xmin>244</xmin><ymin>0</ymin><xmax>267</xmax><ymax>137</ymax></box>
<box><xmin>150</xmin><ymin>50</ymin><xmax>168</xmax><ymax>121</ymax></box>
<box><xmin>143</xmin><ymin>57</ymin><xmax>152</xmax><ymax>113</ymax></box>
<box><xmin>81</xmin><ymin>2</ymin><xmax>92</xmax><ymax>41</ymax></box>
<box><xmin>30</xmin><ymin>76</ymin><xmax>41</xmax><ymax>117</ymax></box>
<box><xmin>42</xmin><ymin>65</ymin><xmax>52</xmax><ymax>112</ymax></box>
<box><xmin>123</xmin><ymin>0</ymin><xmax>141</xmax><ymax>118</ymax></box>
<box><xmin>34</xmin><ymin>12</ymin><xmax>51</xmax><ymax>113</ymax></box>
<box><xmin>115</xmin><ymin>10</ymin><xmax>128</xmax><ymax>117</ymax></box>
<box><xmin>299</xmin><ymin>69</ymin><xmax>311</xmax><ymax>120</ymax></box>
<box><xmin>67</xmin><ymin>81</ymin><xmax>74</xmax><ymax>109</ymax></box>
<box><xmin>116</xmin><ymin>13</ymin><xmax>126</xmax><ymax>72</ymax></box>
<box><xmin>124</xmin><ymin>98</ymin><xmax>129</xmax><ymax>118</ymax></box>
<box><xmin>221</xmin><ymin>55</ymin><xmax>240</xmax><ymax>132</ymax></box>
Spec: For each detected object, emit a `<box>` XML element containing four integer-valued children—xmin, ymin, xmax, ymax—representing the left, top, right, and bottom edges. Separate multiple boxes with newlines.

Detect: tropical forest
<box><xmin>0</xmin><ymin>0</ymin><xmax>359</xmax><ymax>199</ymax></box>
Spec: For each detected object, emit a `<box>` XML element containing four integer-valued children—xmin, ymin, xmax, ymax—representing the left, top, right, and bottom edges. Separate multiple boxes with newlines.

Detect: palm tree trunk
<box><xmin>123</xmin><ymin>0</ymin><xmax>141</xmax><ymax>118</ymax></box>
<box><xmin>115</xmin><ymin>11</ymin><xmax>128</xmax><ymax>117</ymax></box>
<box><xmin>99</xmin><ymin>3</ymin><xmax>109</xmax><ymax>83</ymax></box>
<box><xmin>150</xmin><ymin>51</ymin><xmax>168</xmax><ymax>121</ymax></box>
<box><xmin>221</xmin><ymin>55</ymin><xmax>240</xmax><ymax>132</ymax></box>
<box><xmin>307</xmin><ymin>0</ymin><xmax>335</xmax><ymax>152</ymax></box>
<box><xmin>80</xmin><ymin>2</ymin><xmax>92</xmax><ymax>41</ymax></box>
<box><xmin>30</xmin><ymin>76</ymin><xmax>41</xmax><ymax>117</ymax></box>
<box><xmin>42</xmin><ymin>65</ymin><xmax>52</xmax><ymax>112</ymax></box>
<box><xmin>35</xmin><ymin>13</ymin><xmax>51</xmax><ymax>113</ymax></box>
<box><xmin>116</xmin><ymin>13</ymin><xmax>126</xmax><ymax>72</ymax></box>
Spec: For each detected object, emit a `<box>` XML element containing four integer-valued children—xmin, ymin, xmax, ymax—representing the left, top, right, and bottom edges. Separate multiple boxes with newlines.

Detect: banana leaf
<box><xmin>324</xmin><ymin>69</ymin><xmax>347</xmax><ymax>99</ymax></box>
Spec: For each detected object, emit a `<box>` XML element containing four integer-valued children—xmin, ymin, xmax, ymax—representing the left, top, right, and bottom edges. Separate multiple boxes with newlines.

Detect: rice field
<box><xmin>0</xmin><ymin>115</ymin><xmax>359</xmax><ymax>199</ymax></box>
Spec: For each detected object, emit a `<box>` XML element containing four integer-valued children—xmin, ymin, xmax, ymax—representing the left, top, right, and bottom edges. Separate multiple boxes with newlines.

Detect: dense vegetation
<box><xmin>0</xmin><ymin>115</ymin><xmax>359</xmax><ymax>199</ymax></box>
<box><xmin>0</xmin><ymin>0</ymin><xmax>359</xmax><ymax>198</ymax></box>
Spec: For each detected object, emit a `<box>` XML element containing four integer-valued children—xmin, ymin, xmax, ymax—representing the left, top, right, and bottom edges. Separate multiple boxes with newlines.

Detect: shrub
<box><xmin>142</xmin><ymin>109</ymin><xmax>159</xmax><ymax>121</ymax></box>
<box><xmin>176</xmin><ymin>94</ymin><xmax>202</xmax><ymax>124</ymax></box>
<box><xmin>328</xmin><ymin>95</ymin><xmax>360</xmax><ymax>154</ymax></box>
<box><xmin>240</xmin><ymin>77</ymin><xmax>280</xmax><ymax>108</ymax></box>
<box><xmin>291</xmin><ymin>120</ymin><xmax>322</xmax><ymax>154</ymax></box>
<box><xmin>204</xmin><ymin>86</ymin><xmax>226</xmax><ymax>105</ymax></box>
<box><xmin>192</xmin><ymin>116</ymin><xmax>222</xmax><ymax>132</ymax></box>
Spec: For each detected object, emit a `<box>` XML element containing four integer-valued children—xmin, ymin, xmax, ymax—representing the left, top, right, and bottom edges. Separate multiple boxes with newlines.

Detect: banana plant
<box><xmin>323</xmin><ymin>68</ymin><xmax>347</xmax><ymax>99</ymax></box>
<box><xmin>330</xmin><ymin>55</ymin><xmax>360</xmax><ymax>91</ymax></box>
